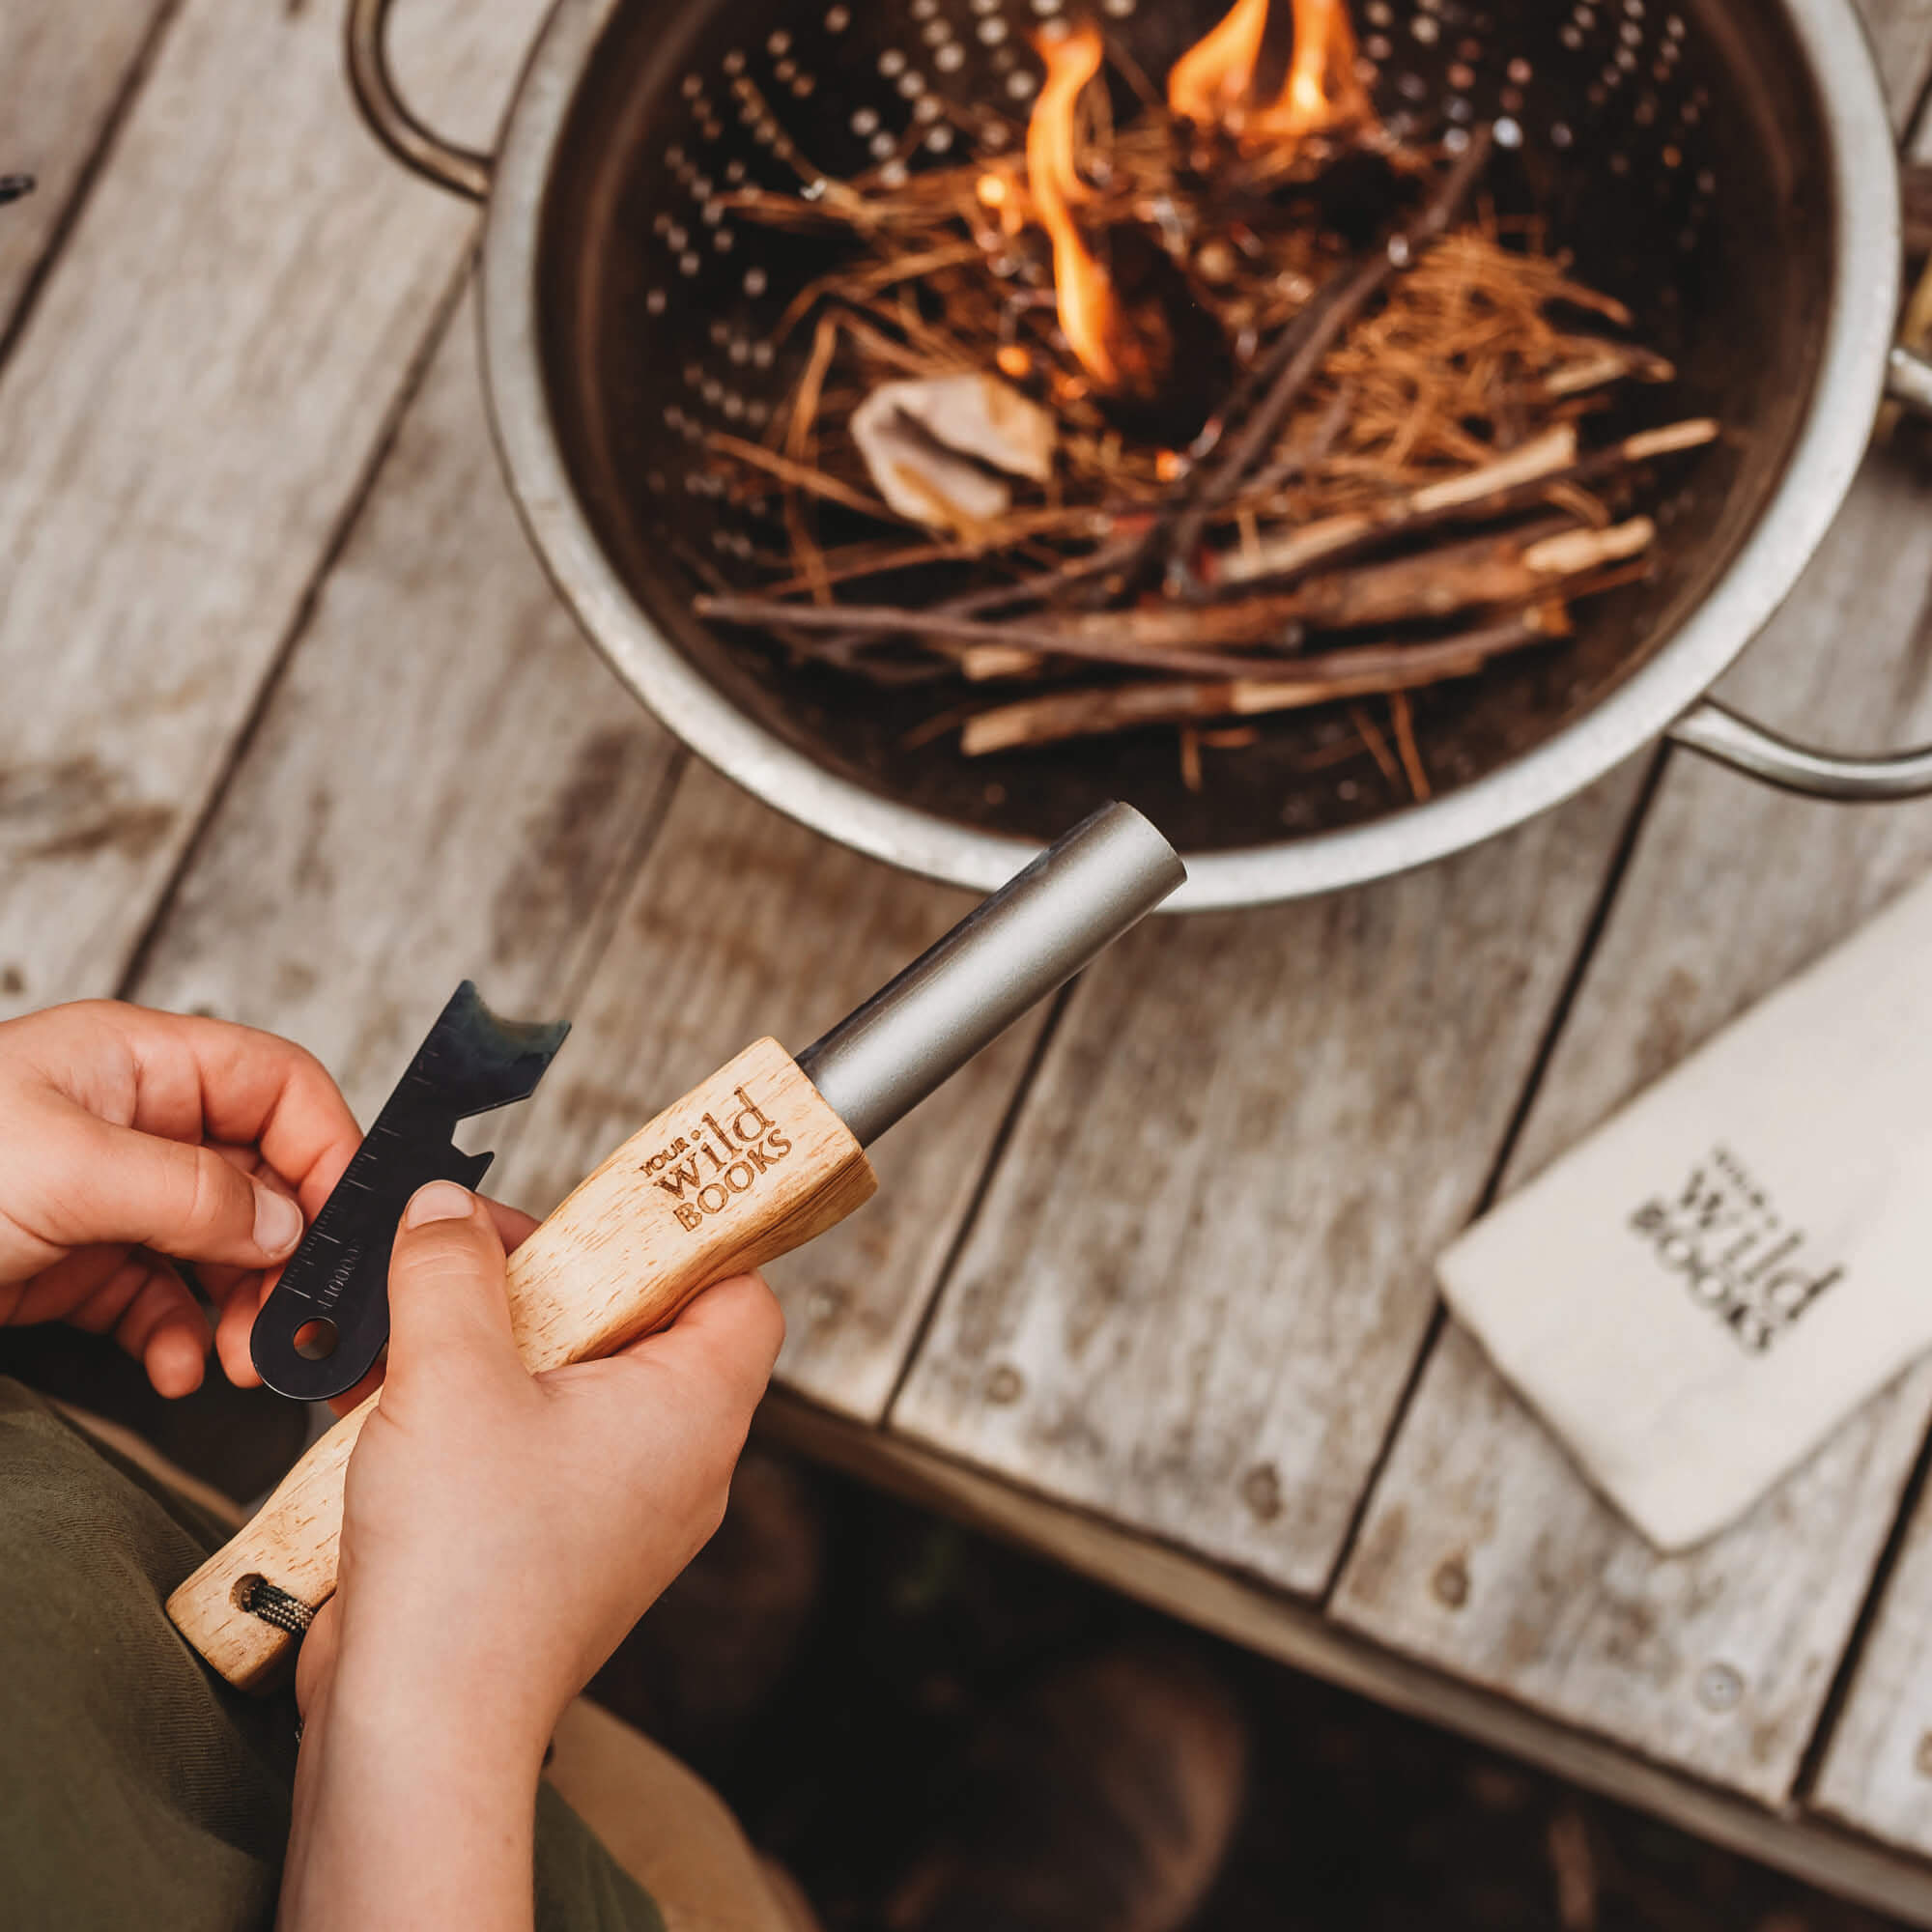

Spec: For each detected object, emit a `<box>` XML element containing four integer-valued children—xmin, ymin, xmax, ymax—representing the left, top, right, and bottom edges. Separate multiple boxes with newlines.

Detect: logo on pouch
<box><xmin>640</xmin><ymin>1088</ymin><xmax>792</xmax><ymax>1232</ymax></box>
<box><xmin>1628</xmin><ymin>1144</ymin><xmax>1842</xmax><ymax>1355</ymax></box>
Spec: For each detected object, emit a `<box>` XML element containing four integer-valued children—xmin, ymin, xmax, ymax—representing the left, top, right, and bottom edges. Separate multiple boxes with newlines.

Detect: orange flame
<box><xmin>1027</xmin><ymin>24</ymin><xmax>1126</xmax><ymax>391</ymax></box>
<box><xmin>1166</xmin><ymin>0</ymin><xmax>1268</xmax><ymax>127</ymax></box>
<box><xmin>1165</xmin><ymin>0</ymin><xmax>1374</xmax><ymax>147</ymax></box>
<box><xmin>1253</xmin><ymin>0</ymin><xmax>1374</xmax><ymax>141</ymax></box>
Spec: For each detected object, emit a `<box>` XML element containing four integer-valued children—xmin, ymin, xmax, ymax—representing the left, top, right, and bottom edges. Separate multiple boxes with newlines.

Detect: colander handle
<box><xmin>1667</xmin><ymin>705</ymin><xmax>1932</xmax><ymax>801</ymax></box>
<box><xmin>346</xmin><ymin>0</ymin><xmax>492</xmax><ymax>201</ymax></box>
<box><xmin>1661</xmin><ymin>345</ymin><xmax>1932</xmax><ymax>800</ymax></box>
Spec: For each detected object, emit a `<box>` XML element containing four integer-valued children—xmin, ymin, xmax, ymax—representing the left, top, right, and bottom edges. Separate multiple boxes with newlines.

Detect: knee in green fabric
<box><xmin>0</xmin><ymin>1380</ymin><xmax>296</xmax><ymax>1929</ymax></box>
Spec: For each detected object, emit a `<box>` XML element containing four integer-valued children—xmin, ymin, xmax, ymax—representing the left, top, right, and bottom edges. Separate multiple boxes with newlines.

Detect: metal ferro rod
<box><xmin>795</xmin><ymin>803</ymin><xmax>1185</xmax><ymax>1149</ymax></box>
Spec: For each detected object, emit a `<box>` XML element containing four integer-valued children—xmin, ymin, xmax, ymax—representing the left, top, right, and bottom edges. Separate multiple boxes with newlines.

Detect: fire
<box><xmin>1026</xmin><ymin>24</ymin><xmax>1127</xmax><ymax>391</ymax></box>
<box><xmin>1166</xmin><ymin>0</ymin><xmax>1269</xmax><ymax>128</ymax></box>
<box><xmin>1253</xmin><ymin>0</ymin><xmax>1375</xmax><ymax>141</ymax></box>
<box><xmin>1165</xmin><ymin>0</ymin><xmax>1374</xmax><ymax>146</ymax></box>
<box><xmin>1021</xmin><ymin>4</ymin><xmax>1376</xmax><ymax>395</ymax></box>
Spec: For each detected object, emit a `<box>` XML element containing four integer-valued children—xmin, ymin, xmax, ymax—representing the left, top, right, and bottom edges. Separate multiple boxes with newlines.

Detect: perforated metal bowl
<box><xmin>350</xmin><ymin>0</ymin><xmax>1932</xmax><ymax>910</ymax></box>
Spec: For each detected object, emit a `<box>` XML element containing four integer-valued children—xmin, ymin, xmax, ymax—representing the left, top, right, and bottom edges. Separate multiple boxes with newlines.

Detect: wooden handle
<box><xmin>166</xmin><ymin>1037</ymin><xmax>876</xmax><ymax>1689</ymax></box>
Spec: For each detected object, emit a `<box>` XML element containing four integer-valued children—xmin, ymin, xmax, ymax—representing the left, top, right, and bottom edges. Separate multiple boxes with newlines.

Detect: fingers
<box><xmin>120</xmin><ymin>1264</ymin><xmax>214</xmax><ymax>1398</ymax></box>
<box><xmin>213</xmin><ymin>1274</ymin><xmax>268</xmax><ymax>1389</ymax></box>
<box><xmin>483</xmin><ymin>1196</ymin><xmax>540</xmax><ymax>1253</ymax></box>
<box><xmin>57</xmin><ymin>1246</ymin><xmax>212</xmax><ymax>1398</ymax></box>
<box><xmin>52</xmin><ymin>1115</ymin><xmax>308</xmax><ymax>1268</ymax></box>
<box><xmin>559</xmin><ymin>1275</ymin><xmax>785</xmax><ymax>1577</ymax></box>
<box><xmin>383</xmin><ymin>1183</ymin><xmax>518</xmax><ymax>1392</ymax></box>
<box><xmin>26</xmin><ymin>1003</ymin><xmax>362</xmax><ymax>1217</ymax></box>
<box><xmin>606</xmin><ymin>1271</ymin><xmax>786</xmax><ymax>1417</ymax></box>
<box><xmin>293</xmin><ymin>1598</ymin><xmax>340</xmax><ymax>1723</ymax></box>
<box><xmin>213</xmin><ymin>1189</ymin><xmax>537</xmax><ymax>1400</ymax></box>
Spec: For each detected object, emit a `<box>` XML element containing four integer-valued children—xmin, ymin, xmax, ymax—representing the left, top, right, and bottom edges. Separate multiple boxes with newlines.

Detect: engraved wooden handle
<box><xmin>166</xmin><ymin>1037</ymin><xmax>876</xmax><ymax>1690</ymax></box>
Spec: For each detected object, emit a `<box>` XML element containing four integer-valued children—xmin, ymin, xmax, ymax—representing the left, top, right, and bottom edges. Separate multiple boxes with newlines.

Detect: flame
<box><xmin>1027</xmin><ymin>24</ymin><xmax>1126</xmax><ymax>391</ymax></box>
<box><xmin>1166</xmin><ymin>0</ymin><xmax>1268</xmax><ymax>126</ymax></box>
<box><xmin>1252</xmin><ymin>0</ymin><xmax>1373</xmax><ymax>141</ymax></box>
<box><xmin>1166</xmin><ymin>0</ymin><xmax>1374</xmax><ymax>147</ymax></box>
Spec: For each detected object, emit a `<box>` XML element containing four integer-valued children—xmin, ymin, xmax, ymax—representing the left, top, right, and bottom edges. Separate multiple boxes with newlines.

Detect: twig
<box><xmin>1349</xmin><ymin>702</ymin><xmax>1404</xmax><ymax>790</ymax></box>
<box><xmin>1063</xmin><ymin>515</ymin><xmax>1647</xmax><ymax>647</ymax></box>
<box><xmin>1162</xmin><ymin>128</ymin><xmax>1495</xmax><ymax>580</ymax></box>
<box><xmin>704</xmin><ymin>516</ymin><xmax>1647</xmax><ymax>689</ymax></box>
<box><xmin>1388</xmin><ymin>689</ymin><xmax>1430</xmax><ymax>800</ymax></box>
<box><xmin>694</xmin><ymin>593</ymin><xmax>1277</xmax><ymax>679</ymax></box>
<box><xmin>1542</xmin><ymin>341</ymin><xmax>1675</xmax><ymax>395</ymax></box>
<box><xmin>1244</xmin><ymin>384</ymin><xmax>1354</xmax><ymax>499</ymax></box>
<box><xmin>776</xmin><ymin>242</ymin><xmax>985</xmax><ymax>344</ymax></box>
<box><xmin>818</xmin><ymin>539</ymin><xmax>1142</xmax><ymax>656</ymax></box>
<box><xmin>960</xmin><ymin>606</ymin><xmax>1571</xmax><ymax>753</ymax></box>
<box><xmin>706</xmin><ymin>433</ymin><xmax>907</xmax><ymax>523</ymax></box>
<box><xmin>1212</xmin><ymin>420</ymin><xmax>1711</xmax><ymax>590</ymax></box>
<box><xmin>784</xmin><ymin>316</ymin><xmax>843</xmax><ymax>604</ymax></box>
<box><xmin>1179</xmin><ymin>724</ymin><xmax>1204</xmax><ymax>792</ymax></box>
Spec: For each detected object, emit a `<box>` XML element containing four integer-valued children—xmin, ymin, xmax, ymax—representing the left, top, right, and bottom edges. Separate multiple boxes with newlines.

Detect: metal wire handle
<box><xmin>346</xmin><ymin>0</ymin><xmax>492</xmax><ymax>201</ymax></box>
<box><xmin>1662</xmin><ymin>344</ymin><xmax>1932</xmax><ymax>801</ymax></box>
<box><xmin>1668</xmin><ymin>705</ymin><xmax>1932</xmax><ymax>800</ymax></box>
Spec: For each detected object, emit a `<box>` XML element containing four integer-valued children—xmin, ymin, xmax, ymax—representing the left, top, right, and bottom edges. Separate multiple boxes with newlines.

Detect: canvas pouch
<box><xmin>1437</xmin><ymin>871</ymin><xmax>1932</xmax><ymax>1549</ymax></box>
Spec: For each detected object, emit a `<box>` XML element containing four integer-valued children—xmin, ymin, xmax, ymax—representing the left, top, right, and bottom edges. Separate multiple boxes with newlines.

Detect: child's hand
<box><xmin>0</xmin><ymin>1001</ymin><xmax>361</xmax><ymax>1397</ymax></box>
<box><xmin>296</xmin><ymin>1183</ymin><xmax>784</xmax><ymax>1743</ymax></box>
<box><xmin>280</xmin><ymin>1184</ymin><xmax>784</xmax><ymax>1930</ymax></box>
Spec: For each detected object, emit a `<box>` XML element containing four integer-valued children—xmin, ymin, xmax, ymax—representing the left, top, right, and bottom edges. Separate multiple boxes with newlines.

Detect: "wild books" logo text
<box><xmin>642</xmin><ymin>1087</ymin><xmax>793</xmax><ymax>1231</ymax></box>
<box><xmin>1628</xmin><ymin>1144</ymin><xmax>1843</xmax><ymax>1354</ymax></box>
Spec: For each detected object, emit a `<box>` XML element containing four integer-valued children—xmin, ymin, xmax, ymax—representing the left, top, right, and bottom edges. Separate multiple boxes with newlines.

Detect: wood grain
<box><xmin>1871</xmin><ymin>0</ymin><xmax>1932</xmax><ymax>126</ymax></box>
<box><xmin>494</xmin><ymin>762</ymin><xmax>1045</xmax><ymax>1425</ymax></box>
<box><xmin>508</xmin><ymin>1038</ymin><xmax>877</xmax><ymax>1372</ymax></box>
<box><xmin>766</xmin><ymin>1391</ymin><xmax>1932</xmax><ymax>1931</ymax></box>
<box><xmin>1331</xmin><ymin>437</ymin><xmax>1932</xmax><ymax>1803</ymax></box>
<box><xmin>167</xmin><ymin>1398</ymin><xmax>370</xmax><ymax>1690</ymax></box>
<box><xmin>0</xmin><ymin>1</ymin><xmax>168</xmax><ymax>342</ymax></box>
<box><xmin>1814</xmin><ymin>1491</ymin><xmax>1932</xmax><ymax>1853</ymax></box>
<box><xmin>1810</xmin><ymin>240</ymin><xmax>1932</xmax><ymax>1840</ymax></box>
<box><xmin>169</xmin><ymin>1037</ymin><xmax>878</xmax><ymax>1688</ymax></box>
<box><xmin>0</xmin><ymin>0</ymin><xmax>546</xmax><ymax>1023</ymax></box>
<box><xmin>891</xmin><ymin>766</ymin><xmax>1646</xmax><ymax>1596</ymax></box>
<box><xmin>129</xmin><ymin>292</ymin><xmax>680</xmax><ymax>1124</ymax></box>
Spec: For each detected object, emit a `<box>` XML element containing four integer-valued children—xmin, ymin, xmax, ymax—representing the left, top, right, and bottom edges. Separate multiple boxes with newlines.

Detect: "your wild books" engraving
<box><xmin>641</xmin><ymin>1087</ymin><xmax>793</xmax><ymax>1232</ymax></box>
<box><xmin>1628</xmin><ymin>1144</ymin><xmax>1843</xmax><ymax>1355</ymax></box>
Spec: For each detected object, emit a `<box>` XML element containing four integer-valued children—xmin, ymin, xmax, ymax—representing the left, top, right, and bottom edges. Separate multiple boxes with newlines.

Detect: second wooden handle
<box><xmin>167</xmin><ymin>1037</ymin><xmax>876</xmax><ymax>1689</ymax></box>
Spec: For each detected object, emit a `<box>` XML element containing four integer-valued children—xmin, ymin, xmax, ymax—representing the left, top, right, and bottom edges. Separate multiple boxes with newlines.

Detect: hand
<box><xmin>281</xmin><ymin>1182</ymin><xmax>783</xmax><ymax>1931</ymax></box>
<box><xmin>0</xmin><ymin>1001</ymin><xmax>361</xmax><ymax>1396</ymax></box>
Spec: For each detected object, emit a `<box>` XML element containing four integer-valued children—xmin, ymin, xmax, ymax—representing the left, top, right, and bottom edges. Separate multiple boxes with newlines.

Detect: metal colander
<box><xmin>520</xmin><ymin>0</ymin><xmax>1826</xmax><ymax>853</ymax></box>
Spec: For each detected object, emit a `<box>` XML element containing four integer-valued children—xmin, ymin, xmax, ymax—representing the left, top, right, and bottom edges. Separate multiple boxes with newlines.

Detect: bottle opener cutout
<box><xmin>249</xmin><ymin>981</ymin><xmax>569</xmax><ymax>1401</ymax></box>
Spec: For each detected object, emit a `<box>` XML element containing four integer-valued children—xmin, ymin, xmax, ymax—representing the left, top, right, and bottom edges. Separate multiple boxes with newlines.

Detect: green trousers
<box><xmin>0</xmin><ymin>1378</ymin><xmax>664</xmax><ymax>1932</ymax></box>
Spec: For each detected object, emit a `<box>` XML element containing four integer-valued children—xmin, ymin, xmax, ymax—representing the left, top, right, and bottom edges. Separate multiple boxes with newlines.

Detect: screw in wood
<box><xmin>1695</xmin><ymin>1662</ymin><xmax>1744</xmax><ymax>1713</ymax></box>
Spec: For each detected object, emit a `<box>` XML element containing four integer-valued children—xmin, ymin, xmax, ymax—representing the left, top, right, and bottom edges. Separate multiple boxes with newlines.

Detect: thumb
<box><xmin>67</xmin><ymin>1117</ymin><xmax>305</xmax><ymax>1268</ymax></box>
<box><xmin>383</xmin><ymin>1181</ymin><xmax>518</xmax><ymax>1390</ymax></box>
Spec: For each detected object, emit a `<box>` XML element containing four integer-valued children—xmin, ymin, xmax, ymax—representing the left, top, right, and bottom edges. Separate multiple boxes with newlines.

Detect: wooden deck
<box><xmin>10</xmin><ymin>0</ymin><xmax>1932</xmax><ymax>1915</ymax></box>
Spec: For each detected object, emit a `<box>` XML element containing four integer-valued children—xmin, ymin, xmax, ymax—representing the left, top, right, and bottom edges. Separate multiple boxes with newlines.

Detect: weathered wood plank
<box><xmin>766</xmin><ymin>1391</ymin><xmax>1932</xmax><ymax>1932</ymax></box>
<box><xmin>1871</xmin><ymin>0</ymin><xmax>1932</xmax><ymax>127</ymax></box>
<box><xmin>129</xmin><ymin>291</ymin><xmax>681</xmax><ymax>1123</ymax></box>
<box><xmin>1811</xmin><ymin>83</ymin><xmax>1932</xmax><ymax>1825</ymax></box>
<box><xmin>1329</xmin><ymin>0</ymin><xmax>1932</xmax><ymax>1799</ymax></box>
<box><xmin>493</xmin><ymin>763</ymin><xmax>1042</xmax><ymax>1424</ymax></box>
<box><xmin>0</xmin><ymin>1</ymin><xmax>167</xmax><ymax>341</ymax></box>
<box><xmin>0</xmin><ymin>0</ymin><xmax>547</xmax><ymax>1022</ymax></box>
<box><xmin>1330</xmin><ymin>436</ymin><xmax>1932</xmax><ymax>1803</ymax></box>
<box><xmin>1813</xmin><ymin>1485</ymin><xmax>1932</xmax><ymax>1853</ymax></box>
<box><xmin>890</xmin><ymin>765</ymin><xmax>1646</xmax><ymax>1596</ymax></box>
